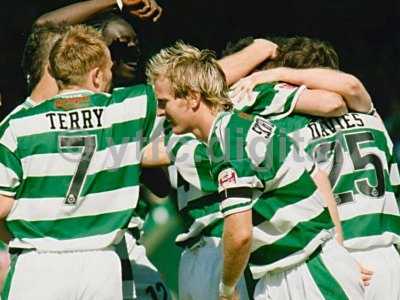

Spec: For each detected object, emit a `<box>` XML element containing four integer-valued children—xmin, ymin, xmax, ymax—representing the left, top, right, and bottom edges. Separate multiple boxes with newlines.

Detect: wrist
<box><xmin>253</xmin><ymin>39</ymin><xmax>278</xmax><ymax>59</ymax></box>
<box><xmin>219</xmin><ymin>281</ymin><xmax>235</xmax><ymax>298</ymax></box>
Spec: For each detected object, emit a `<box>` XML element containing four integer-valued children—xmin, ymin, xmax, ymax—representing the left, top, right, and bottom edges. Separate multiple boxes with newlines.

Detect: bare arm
<box><xmin>0</xmin><ymin>195</ymin><xmax>14</xmax><ymax>244</ymax></box>
<box><xmin>232</xmin><ymin>67</ymin><xmax>372</xmax><ymax>116</ymax></box>
<box><xmin>218</xmin><ymin>39</ymin><xmax>277</xmax><ymax>86</ymax></box>
<box><xmin>295</xmin><ymin>89</ymin><xmax>348</xmax><ymax>117</ymax></box>
<box><xmin>312</xmin><ymin>169</ymin><xmax>343</xmax><ymax>244</ymax></box>
<box><xmin>141</xmin><ymin>136</ymin><xmax>171</xmax><ymax>168</ymax></box>
<box><xmin>35</xmin><ymin>0</ymin><xmax>118</xmax><ymax>26</ymax></box>
<box><xmin>220</xmin><ymin>209</ymin><xmax>252</xmax><ymax>299</ymax></box>
<box><xmin>35</xmin><ymin>0</ymin><xmax>162</xmax><ymax>26</ymax></box>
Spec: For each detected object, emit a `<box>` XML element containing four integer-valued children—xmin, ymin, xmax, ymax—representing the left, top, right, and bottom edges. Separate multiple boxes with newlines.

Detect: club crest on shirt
<box><xmin>218</xmin><ymin>168</ymin><xmax>238</xmax><ymax>190</ymax></box>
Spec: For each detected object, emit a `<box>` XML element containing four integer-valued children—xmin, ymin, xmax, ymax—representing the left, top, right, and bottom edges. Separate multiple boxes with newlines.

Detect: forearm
<box><xmin>312</xmin><ymin>169</ymin><xmax>343</xmax><ymax>244</ymax></box>
<box><xmin>218</xmin><ymin>39</ymin><xmax>276</xmax><ymax>86</ymax></box>
<box><xmin>35</xmin><ymin>0</ymin><xmax>117</xmax><ymax>26</ymax></box>
<box><xmin>275</xmin><ymin>68</ymin><xmax>372</xmax><ymax>113</ymax></box>
<box><xmin>141</xmin><ymin>137</ymin><xmax>171</xmax><ymax>168</ymax></box>
<box><xmin>222</xmin><ymin>210</ymin><xmax>252</xmax><ymax>288</ymax></box>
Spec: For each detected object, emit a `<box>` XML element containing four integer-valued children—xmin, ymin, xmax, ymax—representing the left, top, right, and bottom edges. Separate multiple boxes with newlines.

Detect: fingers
<box><xmin>127</xmin><ymin>0</ymin><xmax>162</xmax><ymax>21</ymax></box>
<box><xmin>358</xmin><ymin>263</ymin><xmax>374</xmax><ymax>286</ymax></box>
<box><xmin>152</xmin><ymin>5</ymin><xmax>162</xmax><ymax>22</ymax></box>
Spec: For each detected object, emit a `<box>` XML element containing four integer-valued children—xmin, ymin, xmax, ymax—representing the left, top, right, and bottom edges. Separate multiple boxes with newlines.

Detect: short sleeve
<box><xmin>0</xmin><ymin>126</ymin><xmax>22</xmax><ymax>196</ymax></box>
<box><xmin>233</xmin><ymin>82</ymin><xmax>305</xmax><ymax>120</ymax></box>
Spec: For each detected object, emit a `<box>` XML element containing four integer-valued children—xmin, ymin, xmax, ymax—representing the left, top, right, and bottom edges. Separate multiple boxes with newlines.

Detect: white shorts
<box><xmin>116</xmin><ymin>231</ymin><xmax>171</xmax><ymax>300</ymax></box>
<box><xmin>179</xmin><ymin>236</ymin><xmax>250</xmax><ymax>300</ymax></box>
<box><xmin>3</xmin><ymin>248</ymin><xmax>122</xmax><ymax>300</ymax></box>
<box><xmin>350</xmin><ymin>245</ymin><xmax>400</xmax><ymax>300</ymax></box>
<box><xmin>254</xmin><ymin>239</ymin><xmax>365</xmax><ymax>300</ymax></box>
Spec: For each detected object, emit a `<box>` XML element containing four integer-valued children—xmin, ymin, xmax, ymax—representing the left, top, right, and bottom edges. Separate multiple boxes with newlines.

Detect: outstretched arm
<box><xmin>35</xmin><ymin>0</ymin><xmax>119</xmax><ymax>26</ymax></box>
<box><xmin>35</xmin><ymin>0</ymin><xmax>162</xmax><ymax>26</ymax></box>
<box><xmin>218</xmin><ymin>39</ymin><xmax>278</xmax><ymax>86</ymax></box>
<box><xmin>232</xmin><ymin>67</ymin><xmax>372</xmax><ymax>114</ymax></box>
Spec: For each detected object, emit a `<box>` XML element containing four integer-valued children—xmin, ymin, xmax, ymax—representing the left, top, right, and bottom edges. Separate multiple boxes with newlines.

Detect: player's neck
<box><xmin>191</xmin><ymin>105</ymin><xmax>218</xmax><ymax>143</ymax></box>
<box><xmin>30</xmin><ymin>76</ymin><xmax>58</xmax><ymax>104</ymax></box>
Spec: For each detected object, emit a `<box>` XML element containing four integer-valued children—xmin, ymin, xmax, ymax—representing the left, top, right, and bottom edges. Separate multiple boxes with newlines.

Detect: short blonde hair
<box><xmin>49</xmin><ymin>24</ymin><xmax>109</xmax><ymax>89</ymax></box>
<box><xmin>146</xmin><ymin>41</ymin><xmax>232</xmax><ymax>113</ymax></box>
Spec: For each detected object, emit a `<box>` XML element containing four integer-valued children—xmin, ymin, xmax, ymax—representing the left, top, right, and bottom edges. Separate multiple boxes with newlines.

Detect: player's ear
<box><xmin>188</xmin><ymin>90</ymin><xmax>201</xmax><ymax>110</ymax></box>
<box><xmin>90</xmin><ymin>67</ymin><xmax>102</xmax><ymax>91</ymax></box>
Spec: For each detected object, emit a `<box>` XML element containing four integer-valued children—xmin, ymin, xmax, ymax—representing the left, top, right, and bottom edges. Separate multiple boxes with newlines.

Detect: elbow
<box><xmin>227</xmin><ymin>228</ymin><xmax>252</xmax><ymax>251</ymax></box>
<box><xmin>323</xmin><ymin>95</ymin><xmax>348</xmax><ymax>117</ymax></box>
<box><xmin>343</xmin><ymin>75</ymin><xmax>363</xmax><ymax>98</ymax></box>
<box><xmin>34</xmin><ymin>17</ymin><xmax>46</xmax><ymax>27</ymax></box>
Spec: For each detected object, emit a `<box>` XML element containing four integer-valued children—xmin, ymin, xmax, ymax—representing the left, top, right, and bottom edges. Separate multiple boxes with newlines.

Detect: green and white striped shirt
<box><xmin>293</xmin><ymin>112</ymin><xmax>400</xmax><ymax>250</ymax></box>
<box><xmin>0</xmin><ymin>85</ymin><xmax>156</xmax><ymax>251</ymax></box>
<box><xmin>238</xmin><ymin>82</ymin><xmax>400</xmax><ymax>251</ymax></box>
<box><xmin>209</xmin><ymin>111</ymin><xmax>333</xmax><ymax>279</ymax></box>
<box><xmin>163</xmin><ymin>120</ymin><xmax>222</xmax><ymax>247</ymax></box>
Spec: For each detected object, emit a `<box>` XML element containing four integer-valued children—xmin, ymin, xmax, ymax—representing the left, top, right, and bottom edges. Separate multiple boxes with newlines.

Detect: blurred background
<box><xmin>0</xmin><ymin>0</ymin><xmax>399</xmax><ymax>298</ymax></box>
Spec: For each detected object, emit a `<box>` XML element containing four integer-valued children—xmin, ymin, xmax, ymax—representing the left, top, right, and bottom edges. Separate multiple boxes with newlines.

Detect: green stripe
<box><xmin>342</xmin><ymin>213</ymin><xmax>400</xmax><ymax>241</ymax></box>
<box><xmin>7</xmin><ymin>209</ymin><xmax>133</xmax><ymax>240</ymax></box>
<box><xmin>169</xmin><ymin>136</ymin><xmax>195</xmax><ymax>162</ymax></box>
<box><xmin>252</xmin><ymin>171</ymin><xmax>317</xmax><ymax>224</ymax></box>
<box><xmin>18</xmin><ymin>164</ymin><xmax>140</xmax><ymax>198</ymax></box>
<box><xmin>306</xmin><ymin>250</ymin><xmax>348</xmax><ymax>300</ymax></box>
<box><xmin>1</xmin><ymin>253</ymin><xmax>19</xmax><ymax>300</ymax></box>
<box><xmin>18</xmin><ymin>118</ymin><xmax>145</xmax><ymax>158</ymax></box>
<box><xmin>250</xmin><ymin>209</ymin><xmax>332</xmax><ymax>266</ymax></box>
<box><xmin>0</xmin><ymin>144</ymin><xmax>22</xmax><ymax>178</ymax></box>
<box><xmin>193</xmin><ymin>144</ymin><xmax>218</xmax><ymax>192</ymax></box>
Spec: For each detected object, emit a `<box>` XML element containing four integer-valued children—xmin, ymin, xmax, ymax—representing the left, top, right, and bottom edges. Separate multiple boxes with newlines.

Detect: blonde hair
<box><xmin>49</xmin><ymin>24</ymin><xmax>109</xmax><ymax>89</ymax></box>
<box><xmin>146</xmin><ymin>41</ymin><xmax>232</xmax><ymax>113</ymax></box>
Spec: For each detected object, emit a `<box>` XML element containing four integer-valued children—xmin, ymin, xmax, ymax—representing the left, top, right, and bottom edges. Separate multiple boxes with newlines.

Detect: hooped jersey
<box><xmin>293</xmin><ymin>112</ymin><xmax>400</xmax><ymax>250</ymax></box>
<box><xmin>237</xmin><ymin>82</ymin><xmax>400</xmax><ymax>250</ymax></box>
<box><xmin>0</xmin><ymin>85</ymin><xmax>156</xmax><ymax>251</ymax></box>
<box><xmin>209</xmin><ymin>111</ymin><xmax>333</xmax><ymax>279</ymax></box>
<box><xmin>163</xmin><ymin>120</ymin><xmax>222</xmax><ymax>247</ymax></box>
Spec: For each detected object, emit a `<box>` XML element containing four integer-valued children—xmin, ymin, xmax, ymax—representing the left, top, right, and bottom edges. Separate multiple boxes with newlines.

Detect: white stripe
<box><xmin>345</xmin><ymin>232</ymin><xmax>400</xmax><ymax>250</ymax></box>
<box><xmin>9</xmin><ymin>229</ymin><xmax>125</xmax><ymax>252</ymax></box>
<box><xmin>263</xmin><ymin>146</ymin><xmax>308</xmax><ymax>191</ymax></box>
<box><xmin>338</xmin><ymin>192</ymin><xmax>399</xmax><ymax>221</ymax></box>
<box><xmin>0</xmin><ymin>161</ymin><xmax>20</xmax><ymax>189</ymax></box>
<box><xmin>11</xmin><ymin>95</ymin><xmax>148</xmax><ymax>137</ymax></box>
<box><xmin>221</xmin><ymin>197</ymin><xmax>251</xmax><ymax>211</ymax></box>
<box><xmin>7</xmin><ymin>186</ymin><xmax>139</xmax><ymax>221</ymax></box>
<box><xmin>390</xmin><ymin>163</ymin><xmax>400</xmax><ymax>186</ymax></box>
<box><xmin>222</xmin><ymin>204</ymin><xmax>252</xmax><ymax>217</ymax></box>
<box><xmin>175</xmin><ymin>139</ymin><xmax>202</xmax><ymax>190</ymax></box>
<box><xmin>0</xmin><ymin>127</ymin><xmax>17</xmax><ymax>152</ymax></box>
<box><xmin>175</xmin><ymin>211</ymin><xmax>223</xmax><ymax>243</ymax></box>
<box><xmin>270</xmin><ymin>85</ymin><xmax>305</xmax><ymax>120</ymax></box>
<box><xmin>214</xmin><ymin>113</ymin><xmax>232</xmax><ymax>155</ymax></box>
<box><xmin>231</xmin><ymin>91</ymin><xmax>260</xmax><ymax>110</ymax></box>
<box><xmin>218</xmin><ymin>175</ymin><xmax>263</xmax><ymax>193</ymax></box>
<box><xmin>21</xmin><ymin>141</ymin><xmax>141</xmax><ymax>177</ymax></box>
<box><xmin>252</xmin><ymin>191</ymin><xmax>325</xmax><ymax>251</ymax></box>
